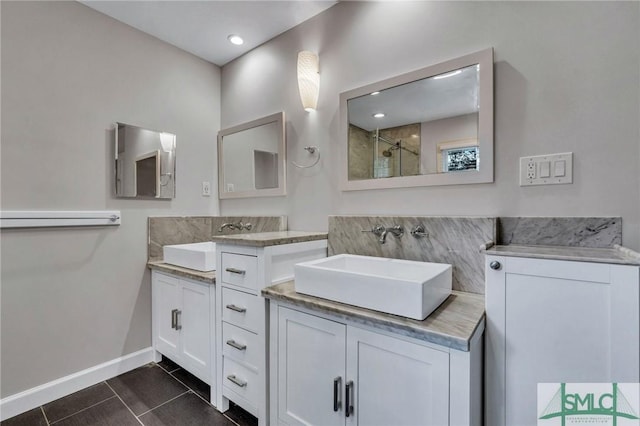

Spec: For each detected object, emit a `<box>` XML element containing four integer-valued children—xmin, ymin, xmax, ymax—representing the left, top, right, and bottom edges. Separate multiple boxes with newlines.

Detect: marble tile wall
<box><xmin>148</xmin><ymin>216</ymin><xmax>287</xmax><ymax>261</ymax></box>
<box><xmin>328</xmin><ymin>216</ymin><xmax>497</xmax><ymax>294</ymax></box>
<box><xmin>498</xmin><ymin>217</ymin><xmax>621</xmax><ymax>248</ymax></box>
<box><xmin>348</xmin><ymin>125</ymin><xmax>373</xmax><ymax>180</ymax></box>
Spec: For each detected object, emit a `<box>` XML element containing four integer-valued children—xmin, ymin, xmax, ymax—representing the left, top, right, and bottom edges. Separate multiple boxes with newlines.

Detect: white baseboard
<box><xmin>0</xmin><ymin>347</ymin><xmax>155</xmax><ymax>421</ymax></box>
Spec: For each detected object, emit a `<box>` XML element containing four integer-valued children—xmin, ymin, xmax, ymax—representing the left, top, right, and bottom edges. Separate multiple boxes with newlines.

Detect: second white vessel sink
<box><xmin>163</xmin><ymin>242</ymin><xmax>216</xmax><ymax>272</ymax></box>
<box><xmin>294</xmin><ymin>254</ymin><xmax>452</xmax><ymax>320</ymax></box>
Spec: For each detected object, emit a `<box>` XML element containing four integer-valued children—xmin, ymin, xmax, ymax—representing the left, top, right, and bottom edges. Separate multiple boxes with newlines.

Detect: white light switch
<box><xmin>520</xmin><ymin>152</ymin><xmax>572</xmax><ymax>186</ymax></box>
<box><xmin>539</xmin><ymin>161</ymin><xmax>551</xmax><ymax>178</ymax></box>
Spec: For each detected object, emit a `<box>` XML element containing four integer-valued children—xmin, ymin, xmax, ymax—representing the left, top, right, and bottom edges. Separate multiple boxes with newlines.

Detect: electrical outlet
<box><xmin>527</xmin><ymin>160</ymin><xmax>536</xmax><ymax>179</ymax></box>
<box><xmin>202</xmin><ymin>181</ymin><xmax>211</xmax><ymax>196</ymax></box>
<box><xmin>520</xmin><ymin>153</ymin><xmax>573</xmax><ymax>186</ymax></box>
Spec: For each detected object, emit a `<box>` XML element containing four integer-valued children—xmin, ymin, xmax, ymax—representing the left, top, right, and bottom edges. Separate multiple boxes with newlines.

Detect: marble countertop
<box><xmin>211</xmin><ymin>231</ymin><xmax>327</xmax><ymax>247</ymax></box>
<box><xmin>147</xmin><ymin>261</ymin><xmax>216</xmax><ymax>284</ymax></box>
<box><xmin>484</xmin><ymin>244</ymin><xmax>640</xmax><ymax>265</ymax></box>
<box><xmin>262</xmin><ymin>281</ymin><xmax>485</xmax><ymax>352</ymax></box>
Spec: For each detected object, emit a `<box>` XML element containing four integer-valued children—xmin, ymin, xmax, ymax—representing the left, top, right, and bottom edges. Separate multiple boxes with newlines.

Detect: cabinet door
<box><xmin>346</xmin><ymin>326</ymin><xmax>449</xmax><ymax>426</ymax></box>
<box><xmin>180</xmin><ymin>279</ymin><xmax>211</xmax><ymax>383</ymax></box>
<box><xmin>486</xmin><ymin>256</ymin><xmax>640</xmax><ymax>426</ymax></box>
<box><xmin>153</xmin><ymin>273</ymin><xmax>181</xmax><ymax>361</ymax></box>
<box><xmin>277</xmin><ymin>307</ymin><xmax>346</xmax><ymax>426</ymax></box>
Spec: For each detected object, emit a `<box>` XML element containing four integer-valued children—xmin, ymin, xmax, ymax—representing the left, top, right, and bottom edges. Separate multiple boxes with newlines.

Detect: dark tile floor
<box><xmin>1</xmin><ymin>358</ymin><xmax>258</xmax><ymax>426</ymax></box>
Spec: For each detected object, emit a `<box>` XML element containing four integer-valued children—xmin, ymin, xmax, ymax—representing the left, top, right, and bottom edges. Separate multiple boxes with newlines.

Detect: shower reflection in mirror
<box><xmin>114</xmin><ymin>122</ymin><xmax>176</xmax><ymax>199</ymax></box>
<box><xmin>347</xmin><ymin>63</ymin><xmax>480</xmax><ymax>180</ymax></box>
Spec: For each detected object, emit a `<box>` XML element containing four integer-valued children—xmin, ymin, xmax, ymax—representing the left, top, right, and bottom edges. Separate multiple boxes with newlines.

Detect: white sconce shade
<box><xmin>297</xmin><ymin>51</ymin><xmax>319</xmax><ymax>112</ymax></box>
<box><xmin>159</xmin><ymin>132</ymin><xmax>175</xmax><ymax>153</ymax></box>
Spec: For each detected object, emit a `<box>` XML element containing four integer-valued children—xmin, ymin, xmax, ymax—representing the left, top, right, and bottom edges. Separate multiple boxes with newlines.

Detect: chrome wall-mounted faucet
<box><xmin>218</xmin><ymin>222</ymin><xmax>253</xmax><ymax>233</ymax></box>
<box><xmin>361</xmin><ymin>224</ymin><xmax>404</xmax><ymax>244</ymax></box>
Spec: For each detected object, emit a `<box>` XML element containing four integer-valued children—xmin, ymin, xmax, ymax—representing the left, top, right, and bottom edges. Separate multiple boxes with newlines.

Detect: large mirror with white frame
<box><xmin>218</xmin><ymin>112</ymin><xmax>286</xmax><ymax>199</ymax></box>
<box><xmin>340</xmin><ymin>48</ymin><xmax>493</xmax><ymax>191</ymax></box>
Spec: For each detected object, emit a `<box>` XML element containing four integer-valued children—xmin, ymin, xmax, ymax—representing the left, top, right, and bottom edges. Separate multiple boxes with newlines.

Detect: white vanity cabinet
<box><xmin>270</xmin><ymin>303</ymin><xmax>482</xmax><ymax>426</ymax></box>
<box><xmin>485</xmin><ymin>253</ymin><xmax>640</xmax><ymax>426</ymax></box>
<box><xmin>151</xmin><ymin>270</ymin><xmax>215</xmax><ymax>390</ymax></box>
<box><xmin>215</xmin><ymin>239</ymin><xmax>328</xmax><ymax>426</ymax></box>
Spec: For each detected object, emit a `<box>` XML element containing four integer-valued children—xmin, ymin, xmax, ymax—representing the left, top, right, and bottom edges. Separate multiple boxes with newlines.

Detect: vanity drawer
<box><xmin>223</xmin><ymin>357</ymin><xmax>259</xmax><ymax>406</ymax></box>
<box><xmin>221</xmin><ymin>253</ymin><xmax>258</xmax><ymax>290</ymax></box>
<box><xmin>223</xmin><ymin>322</ymin><xmax>260</xmax><ymax>371</ymax></box>
<box><xmin>222</xmin><ymin>287</ymin><xmax>262</xmax><ymax>333</ymax></box>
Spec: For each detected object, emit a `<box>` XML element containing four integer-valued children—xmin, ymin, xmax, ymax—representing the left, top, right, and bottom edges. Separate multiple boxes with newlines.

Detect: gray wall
<box><xmin>0</xmin><ymin>1</ymin><xmax>220</xmax><ymax>397</ymax></box>
<box><xmin>220</xmin><ymin>1</ymin><xmax>640</xmax><ymax>250</ymax></box>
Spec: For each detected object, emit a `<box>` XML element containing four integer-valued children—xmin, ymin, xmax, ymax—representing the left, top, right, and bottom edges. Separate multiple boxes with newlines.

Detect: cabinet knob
<box><xmin>489</xmin><ymin>260</ymin><xmax>502</xmax><ymax>270</ymax></box>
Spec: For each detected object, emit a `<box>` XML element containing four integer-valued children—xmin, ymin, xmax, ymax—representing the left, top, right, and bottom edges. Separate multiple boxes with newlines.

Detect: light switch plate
<box><xmin>520</xmin><ymin>152</ymin><xmax>572</xmax><ymax>186</ymax></box>
<box><xmin>202</xmin><ymin>181</ymin><xmax>211</xmax><ymax>196</ymax></box>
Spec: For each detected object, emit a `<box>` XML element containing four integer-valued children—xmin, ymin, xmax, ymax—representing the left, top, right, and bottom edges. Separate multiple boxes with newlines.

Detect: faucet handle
<box><xmin>389</xmin><ymin>225</ymin><xmax>405</xmax><ymax>237</ymax></box>
<box><xmin>410</xmin><ymin>225</ymin><xmax>428</xmax><ymax>238</ymax></box>
<box><xmin>361</xmin><ymin>225</ymin><xmax>385</xmax><ymax>236</ymax></box>
<box><xmin>241</xmin><ymin>222</ymin><xmax>252</xmax><ymax>231</ymax></box>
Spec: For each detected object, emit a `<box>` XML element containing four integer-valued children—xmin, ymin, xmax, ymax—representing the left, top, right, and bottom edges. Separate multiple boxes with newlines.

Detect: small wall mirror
<box><xmin>218</xmin><ymin>112</ymin><xmax>286</xmax><ymax>199</ymax></box>
<box><xmin>114</xmin><ymin>122</ymin><xmax>176</xmax><ymax>199</ymax></box>
<box><xmin>340</xmin><ymin>48</ymin><xmax>493</xmax><ymax>191</ymax></box>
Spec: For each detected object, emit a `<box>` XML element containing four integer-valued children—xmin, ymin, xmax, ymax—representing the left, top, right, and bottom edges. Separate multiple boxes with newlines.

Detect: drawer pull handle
<box><xmin>175</xmin><ymin>309</ymin><xmax>182</xmax><ymax>330</ymax></box>
<box><xmin>226</xmin><ymin>340</ymin><xmax>247</xmax><ymax>351</ymax></box>
<box><xmin>345</xmin><ymin>380</ymin><xmax>354</xmax><ymax>417</ymax></box>
<box><xmin>226</xmin><ymin>268</ymin><xmax>246</xmax><ymax>275</ymax></box>
<box><xmin>333</xmin><ymin>377</ymin><xmax>341</xmax><ymax>412</ymax></box>
<box><xmin>227</xmin><ymin>374</ymin><xmax>247</xmax><ymax>388</ymax></box>
<box><xmin>171</xmin><ymin>308</ymin><xmax>181</xmax><ymax>330</ymax></box>
<box><xmin>226</xmin><ymin>304</ymin><xmax>247</xmax><ymax>313</ymax></box>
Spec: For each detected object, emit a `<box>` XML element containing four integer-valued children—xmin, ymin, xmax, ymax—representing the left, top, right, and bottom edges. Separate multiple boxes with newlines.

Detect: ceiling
<box><xmin>348</xmin><ymin>65</ymin><xmax>480</xmax><ymax>131</ymax></box>
<box><xmin>80</xmin><ymin>1</ymin><xmax>337</xmax><ymax>66</ymax></box>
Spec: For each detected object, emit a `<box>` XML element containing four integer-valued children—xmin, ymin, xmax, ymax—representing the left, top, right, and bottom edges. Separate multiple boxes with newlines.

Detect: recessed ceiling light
<box><xmin>370</xmin><ymin>91</ymin><xmax>380</xmax><ymax>96</ymax></box>
<box><xmin>227</xmin><ymin>34</ymin><xmax>244</xmax><ymax>45</ymax></box>
<box><xmin>433</xmin><ymin>69</ymin><xmax>462</xmax><ymax>80</ymax></box>
<box><xmin>373</xmin><ymin>113</ymin><xmax>385</xmax><ymax>118</ymax></box>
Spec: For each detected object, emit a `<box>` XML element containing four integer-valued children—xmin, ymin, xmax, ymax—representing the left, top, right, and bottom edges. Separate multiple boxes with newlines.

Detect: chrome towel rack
<box><xmin>0</xmin><ymin>211</ymin><xmax>121</xmax><ymax>229</ymax></box>
<box><xmin>292</xmin><ymin>146</ymin><xmax>321</xmax><ymax>169</ymax></box>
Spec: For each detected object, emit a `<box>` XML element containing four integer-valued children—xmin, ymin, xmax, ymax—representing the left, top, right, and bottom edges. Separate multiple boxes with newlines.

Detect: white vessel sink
<box><xmin>163</xmin><ymin>242</ymin><xmax>216</xmax><ymax>272</ymax></box>
<box><xmin>294</xmin><ymin>254</ymin><xmax>452</xmax><ymax>320</ymax></box>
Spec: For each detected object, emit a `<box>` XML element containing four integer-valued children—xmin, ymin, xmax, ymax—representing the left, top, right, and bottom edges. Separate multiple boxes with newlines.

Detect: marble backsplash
<box><xmin>328</xmin><ymin>216</ymin><xmax>497</xmax><ymax>294</ymax></box>
<box><xmin>148</xmin><ymin>216</ymin><xmax>287</xmax><ymax>261</ymax></box>
<box><xmin>498</xmin><ymin>217</ymin><xmax>621</xmax><ymax>248</ymax></box>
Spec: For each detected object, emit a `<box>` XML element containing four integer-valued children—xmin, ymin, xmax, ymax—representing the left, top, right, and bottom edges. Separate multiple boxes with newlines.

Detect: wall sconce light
<box><xmin>159</xmin><ymin>132</ymin><xmax>175</xmax><ymax>153</ymax></box>
<box><xmin>297</xmin><ymin>51</ymin><xmax>319</xmax><ymax>112</ymax></box>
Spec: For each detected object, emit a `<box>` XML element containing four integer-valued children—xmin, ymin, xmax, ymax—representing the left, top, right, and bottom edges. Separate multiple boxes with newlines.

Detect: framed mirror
<box><xmin>218</xmin><ymin>112</ymin><xmax>286</xmax><ymax>199</ymax></box>
<box><xmin>340</xmin><ymin>48</ymin><xmax>493</xmax><ymax>191</ymax></box>
<box><xmin>114</xmin><ymin>122</ymin><xmax>176</xmax><ymax>199</ymax></box>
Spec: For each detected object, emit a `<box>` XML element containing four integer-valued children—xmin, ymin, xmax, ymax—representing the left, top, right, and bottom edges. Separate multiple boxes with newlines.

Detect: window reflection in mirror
<box><xmin>114</xmin><ymin>123</ymin><xmax>176</xmax><ymax>199</ymax></box>
<box><xmin>347</xmin><ymin>64</ymin><xmax>479</xmax><ymax>180</ymax></box>
<box><xmin>340</xmin><ymin>48</ymin><xmax>493</xmax><ymax>191</ymax></box>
